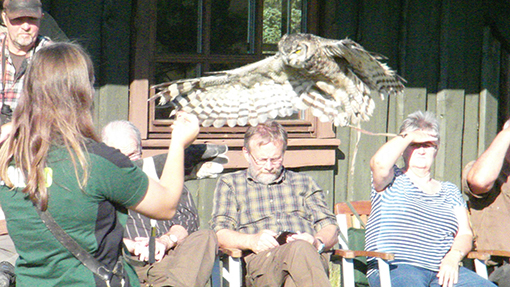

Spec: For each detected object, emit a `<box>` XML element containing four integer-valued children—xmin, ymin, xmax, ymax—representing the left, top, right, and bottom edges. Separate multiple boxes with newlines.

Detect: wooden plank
<box><xmin>427</xmin><ymin>93</ymin><xmax>437</xmax><ymax>113</ymax></box>
<box><xmin>347</xmin><ymin>91</ymin><xmax>390</xmax><ymax>201</ymax></box>
<box><xmin>128</xmin><ymin>0</ymin><xmax>154</xmax><ymax>139</ymax></box>
<box><xmin>462</xmin><ymin>94</ymin><xmax>480</xmax><ymax>172</ymax></box>
<box><xmin>143</xmin><ymin>148</ymin><xmax>338</xmax><ymax>169</ymax></box>
<box><xmin>141</xmin><ymin>138</ymin><xmax>341</xmax><ymax>148</ymax></box>
<box><xmin>357</xmin><ymin>1</ymin><xmax>401</xmax><ymax>72</ymax></box>
<box><xmin>141</xmin><ymin>138</ymin><xmax>340</xmax><ymax>168</ymax></box>
<box><xmin>399</xmin><ymin>1</ymin><xmax>442</xmax><ymax>89</ymax></box>
<box><xmin>335</xmin><ymin>127</ymin><xmax>351</xmax><ymax>204</ymax></box>
<box><xmin>300</xmin><ymin>169</ymin><xmax>335</xmax><ymax>209</ymax></box>
<box><xmin>184</xmin><ymin>177</ymin><xmax>218</xmax><ymax>229</ymax></box>
<box><xmin>481</xmin><ymin>26</ymin><xmax>501</xmax><ymax>98</ymax></box>
<box><xmin>403</xmin><ymin>88</ymin><xmax>428</xmax><ymax>119</ymax></box>
<box><xmin>387</xmin><ymin>87</ymin><xmax>405</xmax><ymax>135</ymax></box>
<box><xmin>426</xmin><ymin>92</ymin><xmax>438</xmax><ymax>177</ymax></box>
<box><xmin>434</xmin><ymin>90</ymin><xmax>465</xmax><ymax>185</ymax></box>
<box><xmin>478</xmin><ymin>89</ymin><xmax>499</xmax><ymax>156</ymax></box>
<box><xmin>438</xmin><ymin>0</ymin><xmax>484</xmax><ymax>92</ymax></box>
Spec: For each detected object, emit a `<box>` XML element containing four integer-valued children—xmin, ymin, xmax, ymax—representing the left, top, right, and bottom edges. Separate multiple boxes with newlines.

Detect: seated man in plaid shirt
<box><xmin>210</xmin><ymin>120</ymin><xmax>339</xmax><ymax>287</ymax></box>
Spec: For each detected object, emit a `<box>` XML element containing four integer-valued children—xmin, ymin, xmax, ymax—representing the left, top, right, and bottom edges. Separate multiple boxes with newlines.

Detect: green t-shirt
<box><xmin>0</xmin><ymin>141</ymin><xmax>149</xmax><ymax>286</ymax></box>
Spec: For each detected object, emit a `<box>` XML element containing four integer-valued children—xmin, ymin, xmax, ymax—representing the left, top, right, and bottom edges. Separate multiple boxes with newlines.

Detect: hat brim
<box><xmin>5</xmin><ymin>10</ymin><xmax>42</xmax><ymax>20</ymax></box>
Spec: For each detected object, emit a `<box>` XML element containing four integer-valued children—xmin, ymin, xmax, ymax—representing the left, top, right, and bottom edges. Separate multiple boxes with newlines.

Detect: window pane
<box><xmin>263</xmin><ymin>0</ymin><xmax>303</xmax><ymax>53</ymax></box>
<box><xmin>211</xmin><ymin>1</ymin><xmax>249</xmax><ymax>54</ymax></box>
<box><xmin>157</xmin><ymin>0</ymin><xmax>198</xmax><ymax>54</ymax></box>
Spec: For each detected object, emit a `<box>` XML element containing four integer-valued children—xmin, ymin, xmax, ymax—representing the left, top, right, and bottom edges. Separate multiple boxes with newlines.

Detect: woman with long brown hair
<box><xmin>0</xmin><ymin>42</ymin><xmax>199</xmax><ymax>286</ymax></box>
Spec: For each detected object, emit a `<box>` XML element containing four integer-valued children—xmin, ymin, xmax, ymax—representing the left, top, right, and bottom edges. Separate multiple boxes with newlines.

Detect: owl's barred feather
<box><xmin>150</xmin><ymin>33</ymin><xmax>405</xmax><ymax>127</ymax></box>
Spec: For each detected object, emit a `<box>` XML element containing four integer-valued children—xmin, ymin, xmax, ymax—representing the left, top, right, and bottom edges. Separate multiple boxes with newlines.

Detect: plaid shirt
<box><xmin>0</xmin><ymin>33</ymin><xmax>51</xmax><ymax>111</ymax></box>
<box><xmin>210</xmin><ymin>168</ymin><xmax>337</xmax><ymax>235</ymax></box>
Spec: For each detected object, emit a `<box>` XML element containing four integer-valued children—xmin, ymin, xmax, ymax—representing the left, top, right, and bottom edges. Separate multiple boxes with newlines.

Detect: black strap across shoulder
<box><xmin>35</xmin><ymin>207</ymin><xmax>115</xmax><ymax>282</ymax></box>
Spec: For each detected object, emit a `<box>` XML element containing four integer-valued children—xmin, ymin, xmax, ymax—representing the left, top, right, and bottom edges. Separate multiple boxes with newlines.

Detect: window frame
<box><xmin>129</xmin><ymin>0</ymin><xmax>339</xmax><ymax>168</ymax></box>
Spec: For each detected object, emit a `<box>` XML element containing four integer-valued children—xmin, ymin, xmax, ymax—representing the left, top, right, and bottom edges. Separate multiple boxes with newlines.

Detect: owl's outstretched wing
<box><xmin>151</xmin><ymin>56</ymin><xmax>306</xmax><ymax>127</ymax></box>
<box><xmin>151</xmin><ymin>34</ymin><xmax>405</xmax><ymax>128</ymax></box>
<box><xmin>299</xmin><ymin>37</ymin><xmax>405</xmax><ymax>126</ymax></box>
<box><xmin>323</xmin><ymin>38</ymin><xmax>405</xmax><ymax>100</ymax></box>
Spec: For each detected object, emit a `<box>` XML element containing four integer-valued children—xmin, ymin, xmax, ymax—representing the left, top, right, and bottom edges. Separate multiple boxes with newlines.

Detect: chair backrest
<box><xmin>335</xmin><ymin>201</ymin><xmax>371</xmax><ymax>226</ymax></box>
<box><xmin>335</xmin><ymin>201</ymin><xmax>371</xmax><ymax>248</ymax></box>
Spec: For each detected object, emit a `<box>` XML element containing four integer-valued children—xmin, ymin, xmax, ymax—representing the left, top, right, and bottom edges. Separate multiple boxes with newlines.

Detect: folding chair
<box><xmin>334</xmin><ymin>201</ymin><xmax>394</xmax><ymax>287</ymax></box>
<box><xmin>211</xmin><ymin>247</ymin><xmax>244</xmax><ymax>287</ymax></box>
<box><xmin>467</xmin><ymin>250</ymin><xmax>510</xmax><ymax>279</ymax></box>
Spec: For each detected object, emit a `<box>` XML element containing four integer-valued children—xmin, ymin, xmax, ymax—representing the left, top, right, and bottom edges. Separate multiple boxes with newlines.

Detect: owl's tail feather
<box><xmin>149</xmin><ymin>79</ymin><xmax>202</xmax><ymax>105</ymax></box>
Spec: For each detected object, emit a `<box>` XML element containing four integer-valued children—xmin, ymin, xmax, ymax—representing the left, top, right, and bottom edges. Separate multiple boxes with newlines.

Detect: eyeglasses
<box><xmin>126</xmin><ymin>150</ymin><xmax>142</xmax><ymax>161</ymax></box>
<box><xmin>248</xmin><ymin>152</ymin><xmax>283</xmax><ymax>166</ymax></box>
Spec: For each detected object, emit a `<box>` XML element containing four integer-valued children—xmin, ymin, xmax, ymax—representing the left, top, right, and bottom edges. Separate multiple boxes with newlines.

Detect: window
<box><xmin>130</xmin><ymin>0</ymin><xmax>339</xmax><ymax>167</ymax></box>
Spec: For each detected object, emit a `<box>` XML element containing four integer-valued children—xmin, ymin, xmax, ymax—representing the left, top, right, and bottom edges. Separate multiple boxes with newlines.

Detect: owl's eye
<box><xmin>294</xmin><ymin>49</ymin><xmax>302</xmax><ymax>54</ymax></box>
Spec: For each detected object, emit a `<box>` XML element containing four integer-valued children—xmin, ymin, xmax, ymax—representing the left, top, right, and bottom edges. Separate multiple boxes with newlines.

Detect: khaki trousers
<box><xmin>135</xmin><ymin>229</ymin><xmax>218</xmax><ymax>287</ymax></box>
<box><xmin>0</xmin><ymin>234</ymin><xmax>17</xmax><ymax>265</ymax></box>
<box><xmin>244</xmin><ymin>240</ymin><xmax>331</xmax><ymax>287</ymax></box>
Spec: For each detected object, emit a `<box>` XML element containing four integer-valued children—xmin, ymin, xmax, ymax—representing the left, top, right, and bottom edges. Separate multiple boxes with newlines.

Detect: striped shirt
<box><xmin>365</xmin><ymin>166</ymin><xmax>465</xmax><ymax>276</ymax></box>
<box><xmin>209</xmin><ymin>168</ymin><xmax>337</xmax><ymax>236</ymax></box>
<box><xmin>124</xmin><ymin>185</ymin><xmax>199</xmax><ymax>239</ymax></box>
<box><xmin>124</xmin><ymin>153</ymin><xmax>199</xmax><ymax>239</ymax></box>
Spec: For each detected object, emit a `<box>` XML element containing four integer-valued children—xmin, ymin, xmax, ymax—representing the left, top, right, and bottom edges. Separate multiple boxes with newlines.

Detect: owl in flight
<box><xmin>151</xmin><ymin>33</ymin><xmax>405</xmax><ymax>128</ymax></box>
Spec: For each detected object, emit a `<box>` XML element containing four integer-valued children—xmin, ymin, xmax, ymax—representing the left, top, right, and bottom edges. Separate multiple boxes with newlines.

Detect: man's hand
<box><xmin>286</xmin><ymin>231</ymin><xmax>315</xmax><ymax>245</ymax></box>
<box><xmin>168</xmin><ymin>225</ymin><xmax>188</xmax><ymax>244</ymax></box>
<box><xmin>125</xmin><ymin>237</ymin><xmax>168</xmax><ymax>262</ymax></box>
<box><xmin>249</xmin><ymin>230</ymin><xmax>278</xmax><ymax>254</ymax></box>
<box><xmin>407</xmin><ymin>129</ymin><xmax>439</xmax><ymax>145</ymax></box>
<box><xmin>170</xmin><ymin>112</ymin><xmax>199</xmax><ymax>149</ymax></box>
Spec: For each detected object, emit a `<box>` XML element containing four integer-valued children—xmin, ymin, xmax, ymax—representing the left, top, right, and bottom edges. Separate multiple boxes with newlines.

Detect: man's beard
<box><xmin>249</xmin><ymin>165</ymin><xmax>282</xmax><ymax>185</ymax></box>
<box><xmin>14</xmin><ymin>35</ymin><xmax>36</xmax><ymax>49</ymax></box>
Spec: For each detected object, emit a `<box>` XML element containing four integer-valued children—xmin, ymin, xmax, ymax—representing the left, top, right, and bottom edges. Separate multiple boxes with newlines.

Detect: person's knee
<box><xmin>285</xmin><ymin>240</ymin><xmax>317</xmax><ymax>256</ymax></box>
<box><xmin>489</xmin><ymin>261</ymin><xmax>510</xmax><ymax>287</ymax></box>
<box><xmin>194</xmin><ymin>229</ymin><xmax>218</xmax><ymax>244</ymax></box>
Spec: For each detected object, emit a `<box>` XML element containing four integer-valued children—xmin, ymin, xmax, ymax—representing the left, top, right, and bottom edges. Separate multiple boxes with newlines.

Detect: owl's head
<box><xmin>278</xmin><ymin>33</ymin><xmax>317</xmax><ymax>69</ymax></box>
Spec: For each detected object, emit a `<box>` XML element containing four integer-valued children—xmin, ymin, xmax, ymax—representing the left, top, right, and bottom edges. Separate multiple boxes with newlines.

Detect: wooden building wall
<box><xmin>39</xmin><ymin>0</ymin><xmax>509</xmax><ymax>227</ymax></box>
<box><xmin>320</xmin><ymin>0</ymin><xmax>510</xmax><ymax>203</ymax></box>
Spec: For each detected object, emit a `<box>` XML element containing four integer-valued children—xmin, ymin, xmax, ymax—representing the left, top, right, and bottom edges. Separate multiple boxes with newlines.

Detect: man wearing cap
<box><xmin>0</xmin><ymin>0</ymin><xmax>50</xmax><ymax>129</ymax></box>
<box><xmin>0</xmin><ymin>2</ymin><xmax>50</xmax><ymax>285</ymax></box>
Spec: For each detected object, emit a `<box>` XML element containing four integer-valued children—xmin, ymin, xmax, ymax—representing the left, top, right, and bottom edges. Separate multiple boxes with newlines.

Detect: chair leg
<box><xmin>474</xmin><ymin>258</ymin><xmax>489</xmax><ymax>279</ymax></box>
<box><xmin>377</xmin><ymin>258</ymin><xmax>391</xmax><ymax>287</ymax></box>
<box><xmin>220</xmin><ymin>255</ymin><xmax>243</xmax><ymax>287</ymax></box>
<box><xmin>342</xmin><ymin>258</ymin><xmax>355</xmax><ymax>287</ymax></box>
<box><xmin>211</xmin><ymin>256</ymin><xmax>222</xmax><ymax>287</ymax></box>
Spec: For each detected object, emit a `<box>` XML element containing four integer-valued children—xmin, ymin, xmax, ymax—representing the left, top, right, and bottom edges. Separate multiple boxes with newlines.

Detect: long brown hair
<box><xmin>0</xmin><ymin>42</ymin><xmax>100</xmax><ymax>210</ymax></box>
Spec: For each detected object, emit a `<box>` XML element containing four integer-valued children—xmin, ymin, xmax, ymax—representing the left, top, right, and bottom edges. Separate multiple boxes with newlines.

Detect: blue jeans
<box><xmin>367</xmin><ymin>264</ymin><xmax>496</xmax><ymax>287</ymax></box>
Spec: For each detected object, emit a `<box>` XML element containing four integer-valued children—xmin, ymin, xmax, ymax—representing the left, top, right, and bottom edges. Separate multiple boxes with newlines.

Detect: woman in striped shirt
<box><xmin>365</xmin><ymin>110</ymin><xmax>495</xmax><ymax>287</ymax></box>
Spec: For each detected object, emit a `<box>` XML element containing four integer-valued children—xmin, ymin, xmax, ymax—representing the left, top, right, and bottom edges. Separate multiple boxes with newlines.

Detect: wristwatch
<box><xmin>161</xmin><ymin>234</ymin><xmax>178</xmax><ymax>250</ymax></box>
<box><xmin>316</xmin><ymin>238</ymin><xmax>325</xmax><ymax>254</ymax></box>
<box><xmin>169</xmin><ymin>234</ymin><xmax>178</xmax><ymax>244</ymax></box>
